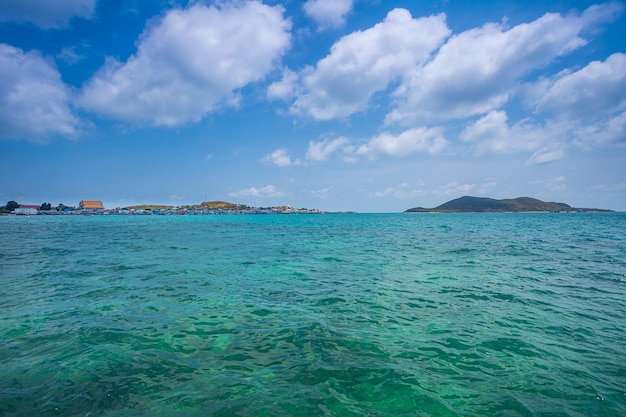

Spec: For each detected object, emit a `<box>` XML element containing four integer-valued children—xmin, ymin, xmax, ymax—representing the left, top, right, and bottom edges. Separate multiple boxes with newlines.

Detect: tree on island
<box><xmin>1</xmin><ymin>201</ymin><xmax>19</xmax><ymax>213</ymax></box>
<box><xmin>40</xmin><ymin>202</ymin><xmax>52</xmax><ymax>211</ymax></box>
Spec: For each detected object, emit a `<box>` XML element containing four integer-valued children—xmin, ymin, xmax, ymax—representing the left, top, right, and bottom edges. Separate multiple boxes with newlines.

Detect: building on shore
<box><xmin>14</xmin><ymin>204</ymin><xmax>39</xmax><ymax>215</ymax></box>
<box><xmin>79</xmin><ymin>200</ymin><xmax>104</xmax><ymax>210</ymax></box>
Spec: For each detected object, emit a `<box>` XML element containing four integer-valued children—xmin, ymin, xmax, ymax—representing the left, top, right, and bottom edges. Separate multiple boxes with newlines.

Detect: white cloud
<box><xmin>306</xmin><ymin>137</ymin><xmax>349</xmax><ymax>161</ymax></box>
<box><xmin>262</xmin><ymin>148</ymin><xmax>299</xmax><ymax>167</ymax></box>
<box><xmin>267</xmin><ymin>69</ymin><xmax>299</xmax><ymax>101</ymax></box>
<box><xmin>264</xmin><ymin>128</ymin><xmax>446</xmax><ymax>169</ymax></box>
<box><xmin>0</xmin><ymin>0</ymin><xmax>96</xmax><ymax>29</ymax></box>
<box><xmin>460</xmin><ymin>110</ymin><xmax>511</xmax><ymax>151</ymax></box>
<box><xmin>229</xmin><ymin>185</ymin><xmax>285</xmax><ymax>198</ymax></box>
<box><xmin>56</xmin><ymin>46</ymin><xmax>85</xmax><ymax>64</ymax></box>
<box><xmin>462</xmin><ymin>53</ymin><xmax>626</xmax><ymax>158</ymax></box>
<box><xmin>534</xmin><ymin>53</ymin><xmax>626</xmax><ymax>120</ymax></box>
<box><xmin>373</xmin><ymin>182</ymin><xmax>425</xmax><ymax>199</ymax></box>
<box><xmin>436</xmin><ymin>181</ymin><xmax>477</xmax><ymax>197</ymax></box>
<box><xmin>387</xmin><ymin>3</ymin><xmax>623</xmax><ymax>125</ymax></box>
<box><xmin>0</xmin><ymin>44</ymin><xmax>80</xmax><ymax>141</ymax></box>
<box><xmin>310</xmin><ymin>186</ymin><xmax>334</xmax><ymax>199</ymax></box>
<box><xmin>461</xmin><ymin>110</ymin><xmax>568</xmax><ymax>163</ymax></box>
<box><xmin>461</xmin><ymin>102</ymin><xmax>625</xmax><ymax>163</ymax></box>
<box><xmin>460</xmin><ymin>110</ymin><xmax>541</xmax><ymax>155</ymax></box>
<box><xmin>303</xmin><ymin>0</ymin><xmax>354</xmax><ymax>30</ymax></box>
<box><xmin>78</xmin><ymin>1</ymin><xmax>291</xmax><ymax>126</ymax></box>
<box><xmin>527</xmin><ymin>146</ymin><xmax>567</xmax><ymax>165</ymax></box>
<box><xmin>291</xmin><ymin>9</ymin><xmax>450</xmax><ymax>120</ymax></box>
<box><xmin>572</xmin><ymin>110</ymin><xmax>626</xmax><ymax>146</ymax></box>
<box><xmin>424</xmin><ymin>180</ymin><xmax>499</xmax><ymax>201</ymax></box>
<box><xmin>357</xmin><ymin>127</ymin><xmax>446</xmax><ymax>158</ymax></box>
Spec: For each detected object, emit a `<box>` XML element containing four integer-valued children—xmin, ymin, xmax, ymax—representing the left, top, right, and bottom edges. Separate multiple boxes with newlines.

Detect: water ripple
<box><xmin>1</xmin><ymin>213</ymin><xmax>625</xmax><ymax>416</ymax></box>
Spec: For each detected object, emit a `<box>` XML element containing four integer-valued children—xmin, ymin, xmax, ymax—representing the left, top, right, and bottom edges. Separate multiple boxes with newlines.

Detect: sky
<box><xmin>0</xmin><ymin>0</ymin><xmax>625</xmax><ymax>212</ymax></box>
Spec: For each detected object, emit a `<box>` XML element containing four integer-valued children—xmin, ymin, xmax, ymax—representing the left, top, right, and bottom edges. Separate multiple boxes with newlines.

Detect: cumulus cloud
<box><xmin>272</xmin><ymin>2</ymin><xmax>624</xmax><ymax>165</ymax></box>
<box><xmin>386</xmin><ymin>3</ymin><xmax>623</xmax><ymax>125</ymax></box>
<box><xmin>229</xmin><ymin>185</ymin><xmax>285</xmax><ymax>198</ymax></box>
<box><xmin>460</xmin><ymin>53</ymin><xmax>626</xmax><ymax>160</ymax></box>
<box><xmin>291</xmin><ymin>9</ymin><xmax>450</xmax><ymax>120</ymax></box>
<box><xmin>357</xmin><ymin>127</ymin><xmax>446</xmax><ymax>158</ymax></box>
<box><xmin>0</xmin><ymin>44</ymin><xmax>80</xmax><ymax>141</ymax></box>
<box><xmin>78</xmin><ymin>1</ymin><xmax>291</xmax><ymax>126</ymax></box>
<box><xmin>286</xmin><ymin>3</ymin><xmax>622</xmax><ymax>125</ymax></box>
<box><xmin>0</xmin><ymin>0</ymin><xmax>96</xmax><ymax>28</ymax></box>
<box><xmin>461</xmin><ymin>110</ymin><xmax>568</xmax><ymax>163</ymax></box>
<box><xmin>306</xmin><ymin>137</ymin><xmax>349</xmax><ymax>161</ymax></box>
<box><xmin>572</xmin><ymin>110</ymin><xmax>626</xmax><ymax>146</ymax></box>
<box><xmin>268</xmin><ymin>127</ymin><xmax>445</xmax><ymax>168</ymax></box>
<box><xmin>303</xmin><ymin>0</ymin><xmax>354</xmax><ymax>30</ymax></box>
<box><xmin>264</xmin><ymin>137</ymin><xmax>352</xmax><ymax>167</ymax></box>
<box><xmin>461</xmin><ymin>102</ymin><xmax>625</xmax><ymax>163</ymax></box>
<box><xmin>534</xmin><ymin>53</ymin><xmax>626</xmax><ymax>120</ymax></box>
<box><xmin>529</xmin><ymin>52</ymin><xmax>626</xmax><ymax>148</ymax></box>
<box><xmin>262</xmin><ymin>149</ymin><xmax>299</xmax><ymax>167</ymax></box>
<box><xmin>436</xmin><ymin>181</ymin><xmax>478</xmax><ymax>197</ymax></box>
<box><xmin>267</xmin><ymin>69</ymin><xmax>299</xmax><ymax>101</ymax></box>
<box><xmin>461</xmin><ymin>110</ymin><xmax>521</xmax><ymax>153</ymax></box>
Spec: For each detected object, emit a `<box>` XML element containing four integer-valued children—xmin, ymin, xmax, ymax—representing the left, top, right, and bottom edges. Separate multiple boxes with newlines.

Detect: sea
<box><xmin>1</xmin><ymin>212</ymin><xmax>625</xmax><ymax>417</ymax></box>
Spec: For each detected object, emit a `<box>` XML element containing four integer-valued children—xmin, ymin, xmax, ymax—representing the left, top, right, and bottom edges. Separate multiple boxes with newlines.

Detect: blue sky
<box><xmin>1</xmin><ymin>0</ymin><xmax>625</xmax><ymax>212</ymax></box>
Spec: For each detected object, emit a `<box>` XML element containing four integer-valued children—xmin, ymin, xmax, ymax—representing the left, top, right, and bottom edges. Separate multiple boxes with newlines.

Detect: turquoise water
<box><xmin>1</xmin><ymin>213</ymin><xmax>625</xmax><ymax>416</ymax></box>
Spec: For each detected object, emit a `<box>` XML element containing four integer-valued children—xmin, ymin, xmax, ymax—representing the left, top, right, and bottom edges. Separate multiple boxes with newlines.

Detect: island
<box><xmin>404</xmin><ymin>196</ymin><xmax>613</xmax><ymax>213</ymax></box>
<box><xmin>1</xmin><ymin>200</ymin><xmax>354</xmax><ymax>215</ymax></box>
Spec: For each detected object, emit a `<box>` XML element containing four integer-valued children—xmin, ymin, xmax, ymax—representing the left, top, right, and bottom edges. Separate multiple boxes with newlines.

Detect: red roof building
<box><xmin>79</xmin><ymin>200</ymin><xmax>104</xmax><ymax>210</ymax></box>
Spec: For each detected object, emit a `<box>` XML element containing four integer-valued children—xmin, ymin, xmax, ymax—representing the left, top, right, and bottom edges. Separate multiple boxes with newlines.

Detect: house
<box><xmin>14</xmin><ymin>204</ymin><xmax>39</xmax><ymax>215</ymax></box>
<box><xmin>79</xmin><ymin>200</ymin><xmax>104</xmax><ymax>210</ymax></box>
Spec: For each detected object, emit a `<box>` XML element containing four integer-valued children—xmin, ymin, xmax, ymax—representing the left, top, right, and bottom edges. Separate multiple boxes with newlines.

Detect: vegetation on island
<box><xmin>126</xmin><ymin>201</ymin><xmax>327</xmax><ymax>212</ymax></box>
<box><xmin>126</xmin><ymin>201</ymin><xmax>251</xmax><ymax>211</ymax></box>
<box><xmin>182</xmin><ymin>201</ymin><xmax>250</xmax><ymax>211</ymax></box>
<box><xmin>405</xmin><ymin>196</ymin><xmax>613</xmax><ymax>213</ymax></box>
<box><xmin>0</xmin><ymin>201</ymin><xmax>19</xmax><ymax>213</ymax></box>
<box><xmin>126</xmin><ymin>204</ymin><xmax>175</xmax><ymax>211</ymax></box>
<box><xmin>1</xmin><ymin>201</ymin><xmax>70</xmax><ymax>214</ymax></box>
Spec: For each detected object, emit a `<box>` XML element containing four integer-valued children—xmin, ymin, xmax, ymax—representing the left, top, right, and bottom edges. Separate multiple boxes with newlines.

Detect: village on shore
<box><xmin>1</xmin><ymin>200</ymin><xmax>354</xmax><ymax>216</ymax></box>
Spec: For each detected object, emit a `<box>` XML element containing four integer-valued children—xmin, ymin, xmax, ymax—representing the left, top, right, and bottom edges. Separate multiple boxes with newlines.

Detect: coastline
<box><xmin>1</xmin><ymin>207</ymin><xmax>357</xmax><ymax>216</ymax></box>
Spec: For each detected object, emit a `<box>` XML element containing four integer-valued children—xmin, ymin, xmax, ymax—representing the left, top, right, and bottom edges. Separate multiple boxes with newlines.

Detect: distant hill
<box><xmin>405</xmin><ymin>196</ymin><xmax>612</xmax><ymax>213</ymax></box>
<box><xmin>126</xmin><ymin>201</ymin><xmax>249</xmax><ymax>210</ymax></box>
<box><xmin>189</xmin><ymin>201</ymin><xmax>249</xmax><ymax>210</ymax></box>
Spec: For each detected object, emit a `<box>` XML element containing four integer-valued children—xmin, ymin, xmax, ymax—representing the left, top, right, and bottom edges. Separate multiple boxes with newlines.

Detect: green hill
<box><xmin>405</xmin><ymin>196</ymin><xmax>611</xmax><ymax>212</ymax></box>
<box><xmin>126</xmin><ymin>201</ymin><xmax>250</xmax><ymax>211</ymax></box>
<box><xmin>182</xmin><ymin>201</ymin><xmax>250</xmax><ymax>210</ymax></box>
